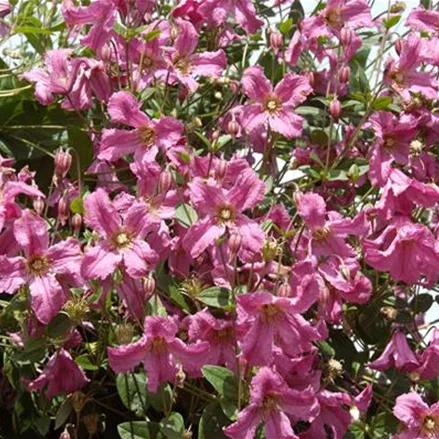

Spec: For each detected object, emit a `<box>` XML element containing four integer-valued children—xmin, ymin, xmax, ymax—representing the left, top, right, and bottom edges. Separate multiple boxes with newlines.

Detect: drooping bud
<box><xmin>339</xmin><ymin>66</ymin><xmax>351</xmax><ymax>84</ymax></box>
<box><xmin>340</xmin><ymin>28</ymin><xmax>354</xmax><ymax>47</ymax></box>
<box><xmin>262</xmin><ymin>239</ymin><xmax>278</xmax><ymax>262</ymax></box>
<box><xmin>228</xmin><ymin>232</ymin><xmax>242</xmax><ymax>254</ymax></box>
<box><xmin>54</xmin><ymin>148</ymin><xmax>72</xmax><ymax>179</ymax></box>
<box><xmin>159</xmin><ymin>170</ymin><xmax>173</xmax><ymax>193</ymax></box>
<box><xmin>269</xmin><ymin>28</ymin><xmax>282</xmax><ymax>52</ymax></box>
<box><xmin>330</xmin><ymin>98</ymin><xmax>342</xmax><ymax>121</ymax></box>
<box><xmin>175</xmin><ymin>367</ymin><xmax>186</xmax><ymax>388</ymax></box>
<box><xmin>215</xmin><ymin>159</ymin><xmax>228</xmax><ymax>180</ymax></box>
<box><xmin>72</xmin><ymin>213</ymin><xmax>82</xmax><ymax>233</ymax></box>
<box><xmin>33</xmin><ymin>198</ymin><xmax>44</xmax><ymax>215</ymax></box>
<box><xmin>144</xmin><ymin>277</ymin><xmax>156</xmax><ymax>298</ymax></box>
<box><xmin>58</xmin><ymin>196</ymin><xmax>69</xmax><ymax>223</ymax></box>
<box><xmin>227</xmin><ymin>119</ymin><xmax>240</xmax><ymax>136</ymax></box>
<box><xmin>211</xmin><ymin>130</ymin><xmax>220</xmax><ymax>142</ymax></box>
<box><xmin>390</xmin><ymin>2</ymin><xmax>406</xmax><ymax>13</ymax></box>
<box><xmin>60</xmin><ymin>428</ymin><xmax>71</xmax><ymax>439</ymax></box>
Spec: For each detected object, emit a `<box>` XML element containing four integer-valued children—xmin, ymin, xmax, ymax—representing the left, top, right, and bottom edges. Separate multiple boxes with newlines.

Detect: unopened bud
<box><xmin>211</xmin><ymin>130</ymin><xmax>220</xmax><ymax>141</ymax></box>
<box><xmin>33</xmin><ymin>198</ymin><xmax>44</xmax><ymax>215</ymax></box>
<box><xmin>330</xmin><ymin>98</ymin><xmax>342</xmax><ymax>121</ymax></box>
<box><xmin>262</xmin><ymin>239</ymin><xmax>278</xmax><ymax>261</ymax></box>
<box><xmin>227</xmin><ymin>119</ymin><xmax>240</xmax><ymax>136</ymax></box>
<box><xmin>215</xmin><ymin>159</ymin><xmax>228</xmax><ymax>180</ymax></box>
<box><xmin>115</xmin><ymin>323</ymin><xmax>134</xmax><ymax>345</ymax></box>
<box><xmin>54</xmin><ymin>148</ymin><xmax>72</xmax><ymax>179</ymax></box>
<box><xmin>170</xmin><ymin>25</ymin><xmax>179</xmax><ymax>41</ymax></box>
<box><xmin>144</xmin><ymin>277</ymin><xmax>155</xmax><ymax>297</ymax></box>
<box><xmin>58</xmin><ymin>196</ymin><xmax>69</xmax><ymax>218</ymax></box>
<box><xmin>159</xmin><ymin>170</ymin><xmax>173</xmax><ymax>193</ymax></box>
<box><xmin>339</xmin><ymin>66</ymin><xmax>351</xmax><ymax>83</ymax></box>
<box><xmin>390</xmin><ymin>2</ymin><xmax>406</xmax><ymax>13</ymax></box>
<box><xmin>278</xmin><ymin>283</ymin><xmax>291</xmax><ymax>297</ymax></box>
<box><xmin>395</xmin><ymin>39</ymin><xmax>403</xmax><ymax>56</ymax></box>
<box><xmin>60</xmin><ymin>428</ymin><xmax>71</xmax><ymax>439</ymax></box>
<box><xmin>175</xmin><ymin>367</ymin><xmax>186</xmax><ymax>388</ymax></box>
<box><xmin>269</xmin><ymin>29</ymin><xmax>282</xmax><ymax>51</ymax></box>
<box><xmin>340</xmin><ymin>28</ymin><xmax>354</xmax><ymax>47</ymax></box>
<box><xmin>72</xmin><ymin>213</ymin><xmax>82</xmax><ymax>233</ymax></box>
<box><xmin>228</xmin><ymin>232</ymin><xmax>242</xmax><ymax>254</ymax></box>
<box><xmin>305</xmin><ymin>71</ymin><xmax>315</xmax><ymax>87</ymax></box>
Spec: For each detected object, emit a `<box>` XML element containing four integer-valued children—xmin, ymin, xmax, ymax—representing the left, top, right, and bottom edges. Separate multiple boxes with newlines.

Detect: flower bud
<box><xmin>215</xmin><ymin>159</ymin><xmax>228</xmax><ymax>180</ymax></box>
<box><xmin>339</xmin><ymin>66</ymin><xmax>351</xmax><ymax>83</ymax></box>
<box><xmin>305</xmin><ymin>70</ymin><xmax>315</xmax><ymax>87</ymax></box>
<box><xmin>72</xmin><ymin>213</ymin><xmax>82</xmax><ymax>233</ymax></box>
<box><xmin>262</xmin><ymin>239</ymin><xmax>278</xmax><ymax>262</ymax></box>
<box><xmin>33</xmin><ymin>198</ymin><xmax>44</xmax><ymax>215</ymax></box>
<box><xmin>227</xmin><ymin>119</ymin><xmax>240</xmax><ymax>136</ymax></box>
<box><xmin>159</xmin><ymin>170</ymin><xmax>173</xmax><ymax>193</ymax></box>
<box><xmin>269</xmin><ymin>29</ymin><xmax>282</xmax><ymax>52</ymax></box>
<box><xmin>211</xmin><ymin>130</ymin><xmax>220</xmax><ymax>141</ymax></box>
<box><xmin>54</xmin><ymin>148</ymin><xmax>72</xmax><ymax>179</ymax></box>
<box><xmin>115</xmin><ymin>323</ymin><xmax>134</xmax><ymax>345</ymax></box>
<box><xmin>390</xmin><ymin>2</ymin><xmax>406</xmax><ymax>13</ymax></box>
<box><xmin>340</xmin><ymin>28</ymin><xmax>354</xmax><ymax>47</ymax></box>
<box><xmin>330</xmin><ymin>98</ymin><xmax>342</xmax><ymax>121</ymax></box>
<box><xmin>228</xmin><ymin>232</ymin><xmax>242</xmax><ymax>254</ymax></box>
<box><xmin>278</xmin><ymin>283</ymin><xmax>291</xmax><ymax>297</ymax></box>
<box><xmin>58</xmin><ymin>196</ymin><xmax>69</xmax><ymax>219</ymax></box>
<box><xmin>395</xmin><ymin>38</ymin><xmax>403</xmax><ymax>56</ymax></box>
<box><xmin>170</xmin><ymin>25</ymin><xmax>179</xmax><ymax>41</ymax></box>
<box><xmin>144</xmin><ymin>277</ymin><xmax>156</xmax><ymax>297</ymax></box>
<box><xmin>60</xmin><ymin>428</ymin><xmax>71</xmax><ymax>439</ymax></box>
<box><xmin>175</xmin><ymin>367</ymin><xmax>186</xmax><ymax>388</ymax></box>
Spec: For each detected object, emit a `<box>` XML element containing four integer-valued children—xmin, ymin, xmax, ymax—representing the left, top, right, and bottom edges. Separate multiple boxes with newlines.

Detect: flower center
<box><xmin>389</xmin><ymin>70</ymin><xmax>406</xmax><ymax>87</ymax></box>
<box><xmin>263</xmin><ymin>95</ymin><xmax>282</xmax><ymax>114</ymax></box>
<box><xmin>138</xmin><ymin>126</ymin><xmax>156</xmax><ymax>147</ymax></box>
<box><xmin>150</xmin><ymin>337</ymin><xmax>167</xmax><ymax>353</ymax></box>
<box><xmin>423</xmin><ymin>416</ymin><xmax>437</xmax><ymax>434</ymax></box>
<box><xmin>261</xmin><ymin>304</ymin><xmax>283</xmax><ymax>323</ymax></box>
<box><xmin>143</xmin><ymin>56</ymin><xmax>156</xmax><ymax>70</ymax></box>
<box><xmin>383</xmin><ymin>135</ymin><xmax>396</xmax><ymax>151</ymax></box>
<box><xmin>213</xmin><ymin>327</ymin><xmax>233</xmax><ymax>342</ymax></box>
<box><xmin>325</xmin><ymin>8</ymin><xmax>342</xmax><ymax>28</ymax></box>
<box><xmin>27</xmin><ymin>255</ymin><xmax>49</xmax><ymax>276</ymax></box>
<box><xmin>262</xmin><ymin>394</ymin><xmax>280</xmax><ymax>417</ymax></box>
<box><xmin>112</xmin><ymin>231</ymin><xmax>132</xmax><ymax>249</ymax></box>
<box><xmin>174</xmin><ymin>55</ymin><xmax>192</xmax><ymax>74</ymax></box>
<box><xmin>312</xmin><ymin>227</ymin><xmax>330</xmax><ymax>241</ymax></box>
<box><xmin>216</xmin><ymin>206</ymin><xmax>236</xmax><ymax>224</ymax></box>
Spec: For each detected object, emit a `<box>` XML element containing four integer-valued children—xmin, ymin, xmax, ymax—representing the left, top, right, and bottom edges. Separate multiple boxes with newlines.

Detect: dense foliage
<box><xmin>1</xmin><ymin>0</ymin><xmax>439</xmax><ymax>438</ymax></box>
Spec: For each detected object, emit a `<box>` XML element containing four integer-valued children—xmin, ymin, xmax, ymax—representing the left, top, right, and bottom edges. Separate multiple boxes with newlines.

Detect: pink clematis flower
<box><xmin>98</xmin><ymin>91</ymin><xmax>184</xmax><ymax>165</ymax></box>
<box><xmin>167</xmin><ymin>19</ymin><xmax>227</xmax><ymax>93</ymax></box>
<box><xmin>198</xmin><ymin>0</ymin><xmax>263</xmax><ymax>34</ymax></box>
<box><xmin>183</xmin><ymin>169</ymin><xmax>265</xmax><ymax>262</ymax></box>
<box><xmin>384</xmin><ymin>34</ymin><xmax>438</xmax><ymax>101</ymax></box>
<box><xmin>236</xmin><ymin>292</ymin><xmax>320</xmax><ymax>366</ymax></box>
<box><xmin>366</xmin><ymin>112</ymin><xmax>417</xmax><ymax>187</ymax></box>
<box><xmin>81</xmin><ymin>188</ymin><xmax>158</xmax><ymax>281</ymax></box>
<box><xmin>240</xmin><ymin>66</ymin><xmax>312</xmax><ymax>139</ymax></box>
<box><xmin>27</xmin><ymin>348</ymin><xmax>89</xmax><ymax>399</ymax></box>
<box><xmin>407</xmin><ymin>7</ymin><xmax>439</xmax><ymax>34</ymax></box>
<box><xmin>415</xmin><ymin>328</ymin><xmax>439</xmax><ymax>380</ymax></box>
<box><xmin>224</xmin><ymin>367</ymin><xmax>318</xmax><ymax>439</ymax></box>
<box><xmin>369</xmin><ymin>331</ymin><xmax>420</xmax><ymax>372</ymax></box>
<box><xmin>393</xmin><ymin>392</ymin><xmax>439</xmax><ymax>439</ymax></box>
<box><xmin>62</xmin><ymin>0</ymin><xmax>116</xmax><ymax>53</ymax></box>
<box><xmin>363</xmin><ymin>219</ymin><xmax>439</xmax><ymax>285</ymax></box>
<box><xmin>184</xmin><ymin>310</ymin><xmax>236</xmax><ymax>370</ymax></box>
<box><xmin>108</xmin><ymin>316</ymin><xmax>208</xmax><ymax>392</ymax></box>
<box><xmin>0</xmin><ymin>210</ymin><xmax>82</xmax><ymax>324</ymax></box>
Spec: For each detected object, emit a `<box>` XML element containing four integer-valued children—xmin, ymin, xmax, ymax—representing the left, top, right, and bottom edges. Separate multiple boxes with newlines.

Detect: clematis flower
<box><xmin>184</xmin><ymin>310</ymin><xmax>236</xmax><ymax>370</ymax></box>
<box><xmin>369</xmin><ymin>331</ymin><xmax>419</xmax><ymax>372</ymax></box>
<box><xmin>407</xmin><ymin>7</ymin><xmax>439</xmax><ymax>34</ymax></box>
<box><xmin>98</xmin><ymin>91</ymin><xmax>183</xmax><ymax>165</ymax></box>
<box><xmin>183</xmin><ymin>169</ymin><xmax>265</xmax><ymax>262</ymax></box>
<box><xmin>81</xmin><ymin>188</ymin><xmax>158</xmax><ymax>281</ymax></box>
<box><xmin>366</xmin><ymin>112</ymin><xmax>417</xmax><ymax>187</ymax></box>
<box><xmin>240</xmin><ymin>66</ymin><xmax>312</xmax><ymax>139</ymax></box>
<box><xmin>26</xmin><ymin>349</ymin><xmax>89</xmax><ymax>399</ymax></box>
<box><xmin>197</xmin><ymin>0</ymin><xmax>263</xmax><ymax>34</ymax></box>
<box><xmin>224</xmin><ymin>367</ymin><xmax>318</xmax><ymax>439</ymax></box>
<box><xmin>236</xmin><ymin>291</ymin><xmax>320</xmax><ymax>366</ymax></box>
<box><xmin>0</xmin><ymin>210</ymin><xmax>82</xmax><ymax>324</ymax></box>
<box><xmin>393</xmin><ymin>392</ymin><xmax>439</xmax><ymax>439</ymax></box>
<box><xmin>62</xmin><ymin>0</ymin><xmax>116</xmax><ymax>53</ymax></box>
<box><xmin>108</xmin><ymin>316</ymin><xmax>208</xmax><ymax>392</ymax></box>
<box><xmin>364</xmin><ymin>219</ymin><xmax>439</xmax><ymax>285</ymax></box>
<box><xmin>415</xmin><ymin>328</ymin><xmax>439</xmax><ymax>380</ymax></box>
<box><xmin>384</xmin><ymin>34</ymin><xmax>438</xmax><ymax>101</ymax></box>
<box><xmin>167</xmin><ymin>19</ymin><xmax>227</xmax><ymax>93</ymax></box>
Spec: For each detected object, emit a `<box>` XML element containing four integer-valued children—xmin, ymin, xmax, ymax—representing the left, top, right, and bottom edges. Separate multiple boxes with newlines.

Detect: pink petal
<box><xmin>224</xmin><ymin>405</ymin><xmax>261</xmax><ymax>439</ymax></box>
<box><xmin>14</xmin><ymin>210</ymin><xmax>49</xmax><ymax>258</ymax></box>
<box><xmin>274</xmin><ymin>73</ymin><xmax>312</xmax><ymax>107</ymax></box>
<box><xmin>242</xmin><ymin>66</ymin><xmax>272</xmax><ymax>102</ymax></box>
<box><xmin>297</xmin><ymin>193</ymin><xmax>327</xmax><ymax>229</ymax></box>
<box><xmin>47</xmin><ymin>237</ymin><xmax>82</xmax><ymax>275</ymax></box>
<box><xmin>265</xmin><ymin>411</ymin><xmax>298</xmax><ymax>439</ymax></box>
<box><xmin>228</xmin><ymin>170</ymin><xmax>265</xmax><ymax>212</ymax></box>
<box><xmin>108</xmin><ymin>336</ymin><xmax>147</xmax><ymax>373</ymax></box>
<box><xmin>123</xmin><ymin>240</ymin><xmax>158</xmax><ymax>278</ymax></box>
<box><xmin>269</xmin><ymin>109</ymin><xmax>304</xmax><ymax>139</ymax></box>
<box><xmin>81</xmin><ymin>241</ymin><xmax>122</xmax><ymax>280</ymax></box>
<box><xmin>0</xmin><ymin>256</ymin><xmax>27</xmax><ymax>294</ymax></box>
<box><xmin>108</xmin><ymin>91</ymin><xmax>149</xmax><ymax>127</ymax></box>
<box><xmin>98</xmin><ymin>128</ymin><xmax>142</xmax><ymax>162</ymax></box>
<box><xmin>191</xmin><ymin>51</ymin><xmax>227</xmax><ymax>77</ymax></box>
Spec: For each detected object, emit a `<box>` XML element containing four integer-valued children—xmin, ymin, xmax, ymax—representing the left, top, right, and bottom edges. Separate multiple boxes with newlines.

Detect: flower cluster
<box><xmin>0</xmin><ymin>0</ymin><xmax>439</xmax><ymax>438</ymax></box>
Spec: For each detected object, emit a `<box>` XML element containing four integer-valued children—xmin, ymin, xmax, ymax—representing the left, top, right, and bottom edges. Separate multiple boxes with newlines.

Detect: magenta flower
<box><xmin>81</xmin><ymin>188</ymin><xmax>158</xmax><ymax>281</ymax></box>
<box><xmin>384</xmin><ymin>34</ymin><xmax>438</xmax><ymax>101</ymax></box>
<box><xmin>198</xmin><ymin>0</ymin><xmax>263</xmax><ymax>34</ymax></box>
<box><xmin>62</xmin><ymin>0</ymin><xmax>116</xmax><ymax>53</ymax></box>
<box><xmin>367</xmin><ymin>112</ymin><xmax>417</xmax><ymax>187</ymax></box>
<box><xmin>183</xmin><ymin>169</ymin><xmax>265</xmax><ymax>262</ymax></box>
<box><xmin>407</xmin><ymin>7</ymin><xmax>439</xmax><ymax>34</ymax></box>
<box><xmin>26</xmin><ymin>348</ymin><xmax>89</xmax><ymax>399</ymax></box>
<box><xmin>415</xmin><ymin>328</ymin><xmax>439</xmax><ymax>380</ymax></box>
<box><xmin>0</xmin><ymin>210</ymin><xmax>82</xmax><ymax>324</ymax></box>
<box><xmin>240</xmin><ymin>66</ymin><xmax>312</xmax><ymax>139</ymax></box>
<box><xmin>236</xmin><ymin>292</ymin><xmax>320</xmax><ymax>366</ymax></box>
<box><xmin>185</xmin><ymin>310</ymin><xmax>236</xmax><ymax>370</ymax></box>
<box><xmin>393</xmin><ymin>392</ymin><xmax>439</xmax><ymax>439</ymax></box>
<box><xmin>108</xmin><ymin>316</ymin><xmax>208</xmax><ymax>392</ymax></box>
<box><xmin>98</xmin><ymin>91</ymin><xmax>183</xmax><ymax>165</ymax></box>
<box><xmin>167</xmin><ymin>19</ymin><xmax>227</xmax><ymax>93</ymax></box>
<box><xmin>224</xmin><ymin>367</ymin><xmax>318</xmax><ymax>439</ymax></box>
<box><xmin>364</xmin><ymin>220</ymin><xmax>439</xmax><ymax>285</ymax></box>
<box><xmin>369</xmin><ymin>331</ymin><xmax>420</xmax><ymax>372</ymax></box>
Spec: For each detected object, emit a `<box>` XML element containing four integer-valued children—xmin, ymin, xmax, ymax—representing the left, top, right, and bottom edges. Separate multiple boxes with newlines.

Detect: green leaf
<box><xmin>410</xmin><ymin>293</ymin><xmax>433</xmax><ymax>314</ymax></box>
<box><xmin>14</xmin><ymin>26</ymin><xmax>52</xmax><ymax>35</ymax></box>
<box><xmin>326</xmin><ymin>169</ymin><xmax>349</xmax><ymax>181</ymax></box>
<box><xmin>383</xmin><ymin>15</ymin><xmax>401</xmax><ymax>29</ymax></box>
<box><xmin>202</xmin><ymin>366</ymin><xmax>238</xmax><ymax>402</ymax></box>
<box><xmin>75</xmin><ymin>354</ymin><xmax>99</xmax><ymax>371</ymax></box>
<box><xmin>196</xmin><ymin>287</ymin><xmax>233</xmax><ymax>309</ymax></box>
<box><xmin>17</xmin><ymin>337</ymin><xmax>47</xmax><ymax>363</ymax></box>
<box><xmin>279</xmin><ymin>18</ymin><xmax>293</xmax><ymax>34</ymax></box>
<box><xmin>47</xmin><ymin>312</ymin><xmax>72</xmax><ymax>339</ymax></box>
<box><xmin>55</xmin><ymin>398</ymin><xmax>72</xmax><ymax>430</ymax></box>
<box><xmin>198</xmin><ymin>403</ymin><xmax>230</xmax><ymax>439</ymax></box>
<box><xmin>34</xmin><ymin>415</ymin><xmax>51</xmax><ymax>436</ymax></box>
<box><xmin>175</xmin><ymin>203</ymin><xmax>198</xmax><ymax>228</ymax></box>
<box><xmin>118</xmin><ymin>421</ymin><xmax>151</xmax><ymax>439</ymax></box>
<box><xmin>372</xmin><ymin>96</ymin><xmax>393</xmax><ymax>111</ymax></box>
<box><xmin>148</xmin><ymin>383</ymin><xmax>173</xmax><ymax>412</ymax></box>
<box><xmin>116</xmin><ymin>373</ymin><xmax>149</xmax><ymax>417</ymax></box>
<box><xmin>70</xmin><ymin>197</ymin><xmax>83</xmax><ymax>214</ymax></box>
<box><xmin>159</xmin><ymin>412</ymin><xmax>185</xmax><ymax>439</ymax></box>
<box><xmin>144</xmin><ymin>29</ymin><xmax>161</xmax><ymax>42</ymax></box>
